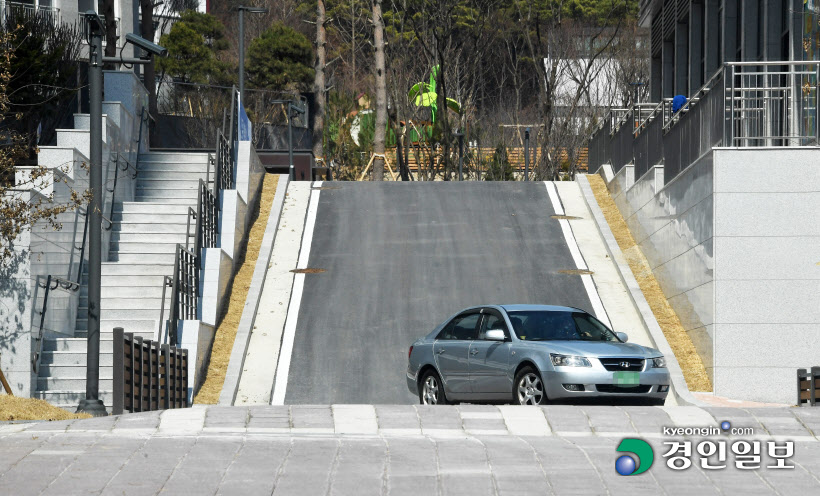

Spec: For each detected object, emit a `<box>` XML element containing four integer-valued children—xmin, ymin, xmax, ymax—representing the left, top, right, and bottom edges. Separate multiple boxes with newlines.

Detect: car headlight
<box><xmin>652</xmin><ymin>356</ymin><xmax>667</xmax><ymax>368</ymax></box>
<box><xmin>550</xmin><ymin>354</ymin><xmax>591</xmax><ymax>367</ymax></box>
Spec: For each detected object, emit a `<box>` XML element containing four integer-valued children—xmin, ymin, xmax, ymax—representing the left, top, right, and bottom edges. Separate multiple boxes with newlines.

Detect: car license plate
<box><xmin>613</xmin><ymin>371</ymin><xmax>640</xmax><ymax>386</ymax></box>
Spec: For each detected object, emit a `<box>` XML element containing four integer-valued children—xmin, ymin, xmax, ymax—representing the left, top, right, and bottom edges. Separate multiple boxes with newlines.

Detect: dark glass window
<box><xmin>437</xmin><ymin>313</ymin><xmax>480</xmax><ymax>340</ymax></box>
<box><xmin>478</xmin><ymin>313</ymin><xmax>508</xmax><ymax>340</ymax></box>
<box><xmin>507</xmin><ymin>311</ymin><xmax>619</xmax><ymax>342</ymax></box>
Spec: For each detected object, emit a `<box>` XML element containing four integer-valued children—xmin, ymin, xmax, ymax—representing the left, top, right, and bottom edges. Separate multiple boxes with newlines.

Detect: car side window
<box><xmin>478</xmin><ymin>313</ymin><xmax>509</xmax><ymax>340</ymax></box>
<box><xmin>437</xmin><ymin>313</ymin><xmax>480</xmax><ymax>340</ymax></box>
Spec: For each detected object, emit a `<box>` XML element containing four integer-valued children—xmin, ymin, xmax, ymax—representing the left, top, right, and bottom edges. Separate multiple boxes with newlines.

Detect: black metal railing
<box><xmin>193</xmin><ymin>179</ymin><xmax>219</xmax><ymax>253</ymax></box>
<box><xmin>134</xmin><ymin>106</ymin><xmax>151</xmax><ymax>172</ymax></box>
<box><xmin>159</xmin><ymin>244</ymin><xmax>198</xmax><ymax>347</ymax></box>
<box><xmin>159</xmin><ymin>88</ymin><xmax>238</xmax><ymax>344</ymax></box>
<box><xmin>1</xmin><ymin>1</ymin><xmax>60</xmax><ymax>24</ymax></box>
<box><xmin>107</xmin><ymin>152</ymin><xmax>138</xmax><ymax>233</ymax></box>
<box><xmin>587</xmin><ymin>60</ymin><xmax>820</xmax><ymax>186</ymax></box>
<box><xmin>215</xmin><ymin>130</ymin><xmax>234</xmax><ymax>193</ymax></box>
<box><xmin>31</xmin><ymin>275</ymin><xmax>81</xmax><ymax>373</ymax></box>
<box><xmin>78</xmin><ymin>13</ymin><xmax>120</xmax><ymax>40</ymax></box>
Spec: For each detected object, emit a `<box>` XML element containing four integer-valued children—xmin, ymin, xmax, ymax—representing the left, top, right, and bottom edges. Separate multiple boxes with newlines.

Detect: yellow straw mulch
<box><xmin>0</xmin><ymin>395</ymin><xmax>92</xmax><ymax>421</ymax></box>
<box><xmin>194</xmin><ymin>174</ymin><xmax>279</xmax><ymax>404</ymax></box>
<box><xmin>587</xmin><ymin>174</ymin><xmax>712</xmax><ymax>392</ymax></box>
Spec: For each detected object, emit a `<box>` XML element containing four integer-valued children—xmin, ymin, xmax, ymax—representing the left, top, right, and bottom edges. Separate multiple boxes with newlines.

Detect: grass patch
<box><xmin>587</xmin><ymin>174</ymin><xmax>712</xmax><ymax>392</ymax></box>
<box><xmin>0</xmin><ymin>395</ymin><xmax>92</xmax><ymax>421</ymax></box>
<box><xmin>194</xmin><ymin>174</ymin><xmax>279</xmax><ymax>404</ymax></box>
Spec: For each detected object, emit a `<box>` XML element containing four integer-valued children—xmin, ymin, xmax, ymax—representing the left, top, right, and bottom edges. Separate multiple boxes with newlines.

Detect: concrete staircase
<box><xmin>35</xmin><ymin>152</ymin><xmax>210</xmax><ymax>411</ymax></box>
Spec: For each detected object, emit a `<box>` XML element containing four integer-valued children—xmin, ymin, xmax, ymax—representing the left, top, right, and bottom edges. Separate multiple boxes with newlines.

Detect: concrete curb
<box><xmin>577</xmin><ymin>174</ymin><xmax>706</xmax><ymax>407</ymax></box>
<box><xmin>219</xmin><ymin>174</ymin><xmax>290</xmax><ymax>405</ymax></box>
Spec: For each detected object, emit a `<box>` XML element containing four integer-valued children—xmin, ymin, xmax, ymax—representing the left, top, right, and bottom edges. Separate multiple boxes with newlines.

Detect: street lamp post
<box><xmin>236</xmin><ymin>6</ymin><xmax>269</xmax><ymax>104</ymax></box>
<box><xmin>454</xmin><ymin>131</ymin><xmax>464</xmax><ymax>181</ymax></box>
<box><xmin>77</xmin><ymin>13</ymin><xmax>107</xmax><ymax>417</ymax></box>
<box><xmin>288</xmin><ymin>102</ymin><xmax>305</xmax><ymax>181</ymax></box>
<box><xmin>524</xmin><ymin>127</ymin><xmax>530</xmax><ymax>181</ymax></box>
<box><xmin>77</xmin><ymin>12</ymin><xmax>166</xmax><ymax>416</ymax></box>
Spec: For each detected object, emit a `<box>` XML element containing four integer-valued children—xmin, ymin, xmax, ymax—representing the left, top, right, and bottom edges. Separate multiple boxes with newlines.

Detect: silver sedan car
<box><xmin>407</xmin><ymin>304</ymin><xmax>670</xmax><ymax>405</ymax></box>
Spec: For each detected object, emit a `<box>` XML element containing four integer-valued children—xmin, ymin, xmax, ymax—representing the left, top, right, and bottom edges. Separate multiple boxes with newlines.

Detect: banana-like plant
<box><xmin>408</xmin><ymin>65</ymin><xmax>461</xmax><ymax>122</ymax></box>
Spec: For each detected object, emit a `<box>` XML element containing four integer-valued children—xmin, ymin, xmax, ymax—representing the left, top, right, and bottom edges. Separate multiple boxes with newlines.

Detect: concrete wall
<box><xmin>191</xmin><ymin>115</ymin><xmax>266</xmax><ymax>396</ymax></box>
<box><xmin>602</xmin><ymin>154</ymin><xmax>716</xmax><ymax>383</ymax></box>
<box><xmin>601</xmin><ymin>146</ymin><xmax>820</xmax><ymax>404</ymax></box>
<box><xmin>712</xmin><ymin>148</ymin><xmax>820</xmax><ymax>404</ymax></box>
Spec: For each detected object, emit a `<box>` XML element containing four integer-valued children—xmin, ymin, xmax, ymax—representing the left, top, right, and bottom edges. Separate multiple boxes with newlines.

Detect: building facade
<box><xmin>589</xmin><ymin>1</ymin><xmax>820</xmax><ymax>404</ymax></box>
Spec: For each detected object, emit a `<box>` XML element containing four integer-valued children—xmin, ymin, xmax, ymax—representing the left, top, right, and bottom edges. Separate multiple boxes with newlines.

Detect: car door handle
<box><xmin>470</xmin><ymin>349</ymin><xmax>479</xmax><ymax>355</ymax></box>
<box><xmin>437</xmin><ymin>349</ymin><xmax>446</xmax><ymax>354</ymax></box>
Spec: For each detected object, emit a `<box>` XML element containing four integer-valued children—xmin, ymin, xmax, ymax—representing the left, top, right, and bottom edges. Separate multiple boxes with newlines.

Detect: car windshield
<box><xmin>507</xmin><ymin>311</ymin><xmax>620</xmax><ymax>342</ymax></box>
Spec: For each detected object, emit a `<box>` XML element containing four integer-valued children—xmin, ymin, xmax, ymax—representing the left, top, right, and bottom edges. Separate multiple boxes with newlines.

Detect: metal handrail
<box><xmin>215</xmin><ymin>130</ymin><xmax>234</xmax><ymax>196</ymax></box>
<box><xmin>663</xmin><ymin>67</ymin><xmax>726</xmax><ymax>132</ymax></box>
<box><xmin>135</xmin><ymin>106</ymin><xmax>149</xmax><ymax>172</ymax></box>
<box><xmin>169</xmin><ymin>244</ymin><xmax>198</xmax><ymax>346</ymax></box>
<box><xmin>106</xmin><ymin>152</ymin><xmax>138</xmax><ymax>232</ymax></box>
<box><xmin>195</xmin><ymin>179</ymin><xmax>219</xmax><ymax>254</ymax></box>
<box><xmin>159</xmin><ymin>89</ymin><xmax>237</xmax><ymax>345</ymax></box>
<box><xmin>31</xmin><ymin>274</ymin><xmax>81</xmax><ymax>373</ymax></box>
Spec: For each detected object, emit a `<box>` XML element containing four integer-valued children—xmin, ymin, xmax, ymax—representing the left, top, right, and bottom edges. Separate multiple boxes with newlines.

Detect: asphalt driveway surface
<box><xmin>284</xmin><ymin>182</ymin><xmax>592</xmax><ymax>404</ymax></box>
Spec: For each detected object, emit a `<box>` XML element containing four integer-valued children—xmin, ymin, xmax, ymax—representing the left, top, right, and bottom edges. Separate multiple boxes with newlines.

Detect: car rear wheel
<box><xmin>419</xmin><ymin>370</ymin><xmax>449</xmax><ymax>405</ymax></box>
<box><xmin>513</xmin><ymin>367</ymin><xmax>547</xmax><ymax>405</ymax></box>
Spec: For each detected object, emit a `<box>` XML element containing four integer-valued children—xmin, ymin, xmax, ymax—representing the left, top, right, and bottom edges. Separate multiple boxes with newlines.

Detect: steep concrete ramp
<box><xmin>280</xmin><ymin>182</ymin><xmax>595</xmax><ymax>404</ymax></box>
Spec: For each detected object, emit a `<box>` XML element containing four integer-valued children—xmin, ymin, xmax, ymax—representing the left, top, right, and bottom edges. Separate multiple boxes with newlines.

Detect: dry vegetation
<box><xmin>0</xmin><ymin>395</ymin><xmax>91</xmax><ymax>421</ymax></box>
<box><xmin>587</xmin><ymin>174</ymin><xmax>712</xmax><ymax>392</ymax></box>
<box><xmin>194</xmin><ymin>174</ymin><xmax>279</xmax><ymax>404</ymax></box>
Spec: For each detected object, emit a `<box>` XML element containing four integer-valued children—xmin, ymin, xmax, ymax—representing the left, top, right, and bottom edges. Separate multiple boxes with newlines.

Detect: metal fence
<box><xmin>586</xmin><ymin>60</ymin><xmax>820</xmax><ymax>186</ymax></box>
<box><xmin>726</xmin><ymin>61</ymin><xmax>819</xmax><ymax>147</ymax></box>
<box><xmin>112</xmin><ymin>327</ymin><xmax>188</xmax><ymax>415</ymax></box>
<box><xmin>0</xmin><ymin>1</ymin><xmax>59</xmax><ymax>24</ymax></box>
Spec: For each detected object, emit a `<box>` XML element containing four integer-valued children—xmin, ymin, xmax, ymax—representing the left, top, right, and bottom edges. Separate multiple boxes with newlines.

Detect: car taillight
<box><xmin>408</xmin><ymin>346</ymin><xmax>414</xmax><ymax>359</ymax></box>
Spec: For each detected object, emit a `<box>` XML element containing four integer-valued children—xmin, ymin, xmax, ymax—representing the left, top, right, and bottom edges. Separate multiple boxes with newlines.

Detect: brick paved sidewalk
<box><xmin>2</xmin><ymin>405</ymin><xmax>820</xmax><ymax>495</ymax></box>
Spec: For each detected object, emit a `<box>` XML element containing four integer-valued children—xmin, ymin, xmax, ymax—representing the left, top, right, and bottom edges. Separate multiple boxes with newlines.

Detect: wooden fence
<box><xmin>384</xmin><ymin>146</ymin><xmax>589</xmax><ymax>175</ymax></box>
<box><xmin>112</xmin><ymin>327</ymin><xmax>188</xmax><ymax>415</ymax></box>
<box><xmin>797</xmin><ymin>367</ymin><xmax>820</xmax><ymax>406</ymax></box>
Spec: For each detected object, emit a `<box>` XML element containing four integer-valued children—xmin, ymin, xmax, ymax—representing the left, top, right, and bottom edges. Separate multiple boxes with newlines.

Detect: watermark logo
<box><xmin>615</xmin><ymin>438</ymin><xmax>654</xmax><ymax>476</ymax></box>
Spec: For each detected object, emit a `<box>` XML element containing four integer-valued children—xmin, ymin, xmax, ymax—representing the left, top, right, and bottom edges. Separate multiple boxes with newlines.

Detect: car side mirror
<box><xmin>616</xmin><ymin>332</ymin><xmax>628</xmax><ymax>342</ymax></box>
<box><xmin>485</xmin><ymin>329</ymin><xmax>506</xmax><ymax>341</ymax></box>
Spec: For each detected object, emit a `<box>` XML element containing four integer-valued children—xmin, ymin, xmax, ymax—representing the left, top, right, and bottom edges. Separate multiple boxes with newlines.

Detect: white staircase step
<box><xmin>137</xmin><ymin>161</ymin><xmax>209</xmax><ymax>172</ymax></box>
<box><xmin>138</xmin><ymin>152</ymin><xmax>209</xmax><ymax>164</ymax></box>
<box><xmin>138</xmin><ymin>170</ymin><xmax>210</xmax><ymax>181</ymax></box>
<box><xmin>112</xmin><ymin>213</ymin><xmax>190</xmax><ymax>224</ymax></box>
<box><xmin>113</xmin><ymin>223</ymin><xmax>190</xmax><ymax>234</ymax></box>
<box><xmin>137</xmin><ymin>179</ymin><xmax>202</xmax><ymax>190</ymax></box>
<box><xmin>135</xmin><ymin>190</ymin><xmax>198</xmax><ymax>200</ymax></box>
<box><xmin>43</xmin><ymin>338</ymin><xmax>113</xmax><ymax>353</ymax></box>
<box><xmin>116</xmin><ymin>202</ymin><xmax>192</xmax><ymax>214</ymax></box>
<box><xmin>83</xmin><ymin>286</ymin><xmax>166</xmax><ymax>298</ymax></box>
<box><xmin>101</xmin><ymin>262</ymin><xmax>174</xmax><ymax>275</ymax></box>
<box><xmin>85</xmin><ymin>298</ymin><xmax>169</xmax><ymax>311</ymax></box>
<box><xmin>109</xmin><ymin>253</ymin><xmax>176</xmax><ymax>263</ymax></box>
<box><xmin>98</xmin><ymin>309</ymin><xmax>165</xmax><ymax>320</ymax></box>
<box><xmin>96</xmin><ymin>319</ymin><xmax>159</xmax><ymax>335</ymax></box>
<box><xmin>100</xmin><ymin>275</ymin><xmax>168</xmax><ymax>287</ymax></box>
<box><xmin>111</xmin><ymin>242</ymin><xmax>189</xmax><ymax>254</ymax></box>
<box><xmin>39</xmin><ymin>355</ymin><xmax>114</xmax><ymax>371</ymax></box>
<box><xmin>133</xmin><ymin>197</ymin><xmax>199</xmax><ymax>205</ymax></box>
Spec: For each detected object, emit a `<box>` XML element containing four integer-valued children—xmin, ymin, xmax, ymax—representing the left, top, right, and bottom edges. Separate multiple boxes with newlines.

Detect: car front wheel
<box><xmin>419</xmin><ymin>370</ymin><xmax>449</xmax><ymax>405</ymax></box>
<box><xmin>513</xmin><ymin>367</ymin><xmax>547</xmax><ymax>405</ymax></box>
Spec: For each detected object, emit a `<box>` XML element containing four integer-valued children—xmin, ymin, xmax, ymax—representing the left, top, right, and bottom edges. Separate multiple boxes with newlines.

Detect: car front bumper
<box><xmin>542</xmin><ymin>366</ymin><xmax>671</xmax><ymax>400</ymax></box>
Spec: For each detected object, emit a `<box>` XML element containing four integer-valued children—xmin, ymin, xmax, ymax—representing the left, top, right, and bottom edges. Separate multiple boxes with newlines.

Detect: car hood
<box><xmin>524</xmin><ymin>340</ymin><xmax>660</xmax><ymax>358</ymax></box>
